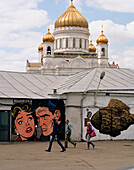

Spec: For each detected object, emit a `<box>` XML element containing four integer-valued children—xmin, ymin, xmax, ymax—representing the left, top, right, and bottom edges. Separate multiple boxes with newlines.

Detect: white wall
<box><xmin>63</xmin><ymin>92</ymin><xmax>134</xmax><ymax>141</ymax></box>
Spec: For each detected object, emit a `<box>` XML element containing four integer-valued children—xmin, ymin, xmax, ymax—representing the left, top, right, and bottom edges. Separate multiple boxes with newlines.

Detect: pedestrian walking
<box><xmin>45</xmin><ymin>119</ymin><xmax>66</xmax><ymax>152</ymax></box>
<box><xmin>85</xmin><ymin>121</ymin><xmax>95</xmax><ymax>149</ymax></box>
<box><xmin>65</xmin><ymin>120</ymin><xmax>76</xmax><ymax>148</ymax></box>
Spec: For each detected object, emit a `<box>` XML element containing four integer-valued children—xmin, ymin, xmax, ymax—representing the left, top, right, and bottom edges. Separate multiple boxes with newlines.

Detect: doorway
<box><xmin>0</xmin><ymin>111</ymin><xmax>10</xmax><ymax>142</ymax></box>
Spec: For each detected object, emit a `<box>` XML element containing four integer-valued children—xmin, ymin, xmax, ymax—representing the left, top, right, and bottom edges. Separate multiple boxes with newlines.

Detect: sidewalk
<box><xmin>0</xmin><ymin>140</ymin><xmax>134</xmax><ymax>170</ymax></box>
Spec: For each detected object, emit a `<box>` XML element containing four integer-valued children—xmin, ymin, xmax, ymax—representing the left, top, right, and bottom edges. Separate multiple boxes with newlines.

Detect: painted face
<box><xmin>54</xmin><ymin>110</ymin><xmax>61</xmax><ymax>124</ymax></box>
<box><xmin>36</xmin><ymin>107</ymin><xmax>54</xmax><ymax>136</ymax></box>
<box><xmin>15</xmin><ymin>110</ymin><xmax>35</xmax><ymax>140</ymax></box>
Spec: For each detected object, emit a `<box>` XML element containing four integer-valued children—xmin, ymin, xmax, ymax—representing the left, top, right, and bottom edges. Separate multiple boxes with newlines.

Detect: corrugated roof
<box><xmin>0</xmin><ymin>68</ymin><xmax>134</xmax><ymax>99</ymax></box>
<box><xmin>0</xmin><ymin>71</ymin><xmax>67</xmax><ymax>99</ymax></box>
<box><xmin>57</xmin><ymin>68</ymin><xmax>134</xmax><ymax>94</ymax></box>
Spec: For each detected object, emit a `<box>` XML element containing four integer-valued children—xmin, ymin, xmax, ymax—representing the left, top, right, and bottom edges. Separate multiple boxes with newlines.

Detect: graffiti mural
<box><xmin>91</xmin><ymin>99</ymin><xmax>134</xmax><ymax>137</ymax></box>
<box><xmin>11</xmin><ymin>99</ymin><xmax>65</xmax><ymax>141</ymax></box>
<box><xmin>11</xmin><ymin>103</ymin><xmax>38</xmax><ymax>141</ymax></box>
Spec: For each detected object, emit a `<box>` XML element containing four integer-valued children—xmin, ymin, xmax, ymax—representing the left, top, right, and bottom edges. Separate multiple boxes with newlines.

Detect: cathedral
<box><xmin>26</xmin><ymin>0</ymin><xmax>118</xmax><ymax>75</ymax></box>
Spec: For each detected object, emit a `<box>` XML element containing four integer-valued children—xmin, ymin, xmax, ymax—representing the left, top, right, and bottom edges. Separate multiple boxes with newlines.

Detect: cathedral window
<box><xmin>60</xmin><ymin>39</ymin><xmax>62</xmax><ymax>48</ymax></box>
<box><xmin>85</xmin><ymin>39</ymin><xmax>86</xmax><ymax>49</ymax></box>
<box><xmin>80</xmin><ymin>39</ymin><xmax>82</xmax><ymax>48</ymax></box>
<box><xmin>47</xmin><ymin>46</ymin><xmax>51</xmax><ymax>55</ymax></box>
<box><xmin>73</xmin><ymin>38</ymin><xmax>75</xmax><ymax>48</ymax></box>
<box><xmin>66</xmin><ymin>38</ymin><xmax>68</xmax><ymax>48</ymax></box>
<box><xmin>101</xmin><ymin>48</ymin><xmax>105</xmax><ymax>56</ymax></box>
<box><xmin>56</xmin><ymin>39</ymin><xmax>58</xmax><ymax>49</ymax></box>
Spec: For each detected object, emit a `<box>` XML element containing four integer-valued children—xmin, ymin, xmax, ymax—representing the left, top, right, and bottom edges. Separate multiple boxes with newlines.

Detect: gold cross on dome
<box><xmin>101</xmin><ymin>24</ymin><xmax>103</xmax><ymax>33</ymax></box>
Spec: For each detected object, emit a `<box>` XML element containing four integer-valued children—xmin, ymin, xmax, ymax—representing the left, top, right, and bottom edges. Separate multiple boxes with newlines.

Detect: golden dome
<box><xmin>96</xmin><ymin>25</ymin><xmax>108</xmax><ymax>44</ymax></box>
<box><xmin>43</xmin><ymin>28</ymin><xmax>55</xmax><ymax>43</ymax></box>
<box><xmin>38</xmin><ymin>42</ymin><xmax>43</xmax><ymax>51</ymax></box>
<box><xmin>55</xmin><ymin>0</ymin><xmax>88</xmax><ymax>29</ymax></box>
<box><xmin>89</xmin><ymin>40</ymin><xmax>96</xmax><ymax>52</ymax></box>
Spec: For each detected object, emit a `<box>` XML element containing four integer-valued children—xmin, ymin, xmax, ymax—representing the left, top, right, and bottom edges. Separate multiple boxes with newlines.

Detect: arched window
<box><xmin>56</xmin><ymin>40</ymin><xmax>58</xmax><ymax>49</ymax></box>
<box><xmin>101</xmin><ymin>48</ymin><xmax>105</xmax><ymax>56</ymax></box>
<box><xmin>80</xmin><ymin>39</ymin><xmax>82</xmax><ymax>48</ymax></box>
<box><xmin>73</xmin><ymin>38</ymin><xmax>75</xmax><ymax>48</ymax></box>
<box><xmin>60</xmin><ymin>39</ymin><xmax>62</xmax><ymax>48</ymax></box>
<box><xmin>85</xmin><ymin>39</ymin><xmax>86</xmax><ymax>49</ymax></box>
<box><xmin>66</xmin><ymin>38</ymin><xmax>68</xmax><ymax>48</ymax></box>
<box><xmin>47</xmin><ymin>46</ymin><xmax>51</xmax><ymax>55</ymax></box>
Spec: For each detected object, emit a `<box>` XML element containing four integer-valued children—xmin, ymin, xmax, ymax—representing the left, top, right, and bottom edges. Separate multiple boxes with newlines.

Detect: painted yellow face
<box><xmin>15</xmin><ymin>110</ymin><xmax>35</xmax><ymax>140</ymax></box>
<box><xmin>36</xmin><ymin>107</ymin><xmax>55</xmax><ymax>136</ymax></box>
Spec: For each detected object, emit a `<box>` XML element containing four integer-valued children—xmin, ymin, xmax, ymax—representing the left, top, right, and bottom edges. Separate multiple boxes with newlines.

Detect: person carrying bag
<box><xmin>85</xmin><ymin>122</ymin><xmax>95</xmax><ymax>150</ymax></box>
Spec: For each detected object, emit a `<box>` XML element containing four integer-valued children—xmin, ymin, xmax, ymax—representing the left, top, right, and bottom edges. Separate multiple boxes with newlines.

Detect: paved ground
<box><xmin>0</xmin><ymin>140</ymin><xmax>134</xmax><ymax>170</ymax></box>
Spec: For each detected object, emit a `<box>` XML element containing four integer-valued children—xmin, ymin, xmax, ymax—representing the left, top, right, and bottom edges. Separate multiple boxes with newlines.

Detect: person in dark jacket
<box><xmin>45</xmin><ymin>119</ymin><xmax>66</xmax><ymax>152</ymax></box>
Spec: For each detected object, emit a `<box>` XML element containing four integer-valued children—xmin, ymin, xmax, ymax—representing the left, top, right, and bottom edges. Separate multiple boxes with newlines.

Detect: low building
<box><xmin>0</xmin><ymin>68</ymin><xmax>134</xmax><ymax>141</ymax></box>
<box><xmin>0</xmin><ymin>0</ymin><xmax>133</xmax><ymax>142</ymax></box>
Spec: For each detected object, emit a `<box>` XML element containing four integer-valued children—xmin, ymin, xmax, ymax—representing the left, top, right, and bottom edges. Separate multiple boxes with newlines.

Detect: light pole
<box><xmin>94</xmin><ymin>71</ymin><xmax>105</xmax><ymax>106</ymax></box>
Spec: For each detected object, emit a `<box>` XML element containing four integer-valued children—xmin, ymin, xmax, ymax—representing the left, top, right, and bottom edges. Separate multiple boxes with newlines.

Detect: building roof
<box><xmin>0</xmin><ymin>68</ymin><xmax>134</xmax><ymax>99</ymax></box>
<box><xmin>0</xmin><ymin>71</ymin><xmax>66</xmax><ymax>99</ymax></box>
<box><xmin>26</xmin><ymin>60</ymin><xmax>41</xmax><ymax>67</ymax></box>
<box><xmin>57</xmin><ymin>68</ymin><xmax>134</xmax><ymax>94</ymax></box>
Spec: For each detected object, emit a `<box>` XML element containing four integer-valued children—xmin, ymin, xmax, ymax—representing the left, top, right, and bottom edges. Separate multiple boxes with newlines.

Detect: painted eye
<box><xmin>28</xmin><ymin>117</ymin><xmax>33</xmax><ymax>121</ymax></box>
<box><xmin>18</xmin><ymin>121</ymin><xmax>23</xmax><ymax>125</ymax></box>
<box><xmin>43</xmin><ymin>116</ymin><xmax>48</xmax><ymax>119</ymax></box>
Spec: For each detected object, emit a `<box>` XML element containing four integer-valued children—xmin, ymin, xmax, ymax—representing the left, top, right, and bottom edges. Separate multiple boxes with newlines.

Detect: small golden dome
<box><xmin>89</xmin><ymin>40</ymin><xmax>96</xmax><ymax>52</ymax></box>
<box><xmin>96</xmin><ymin>25</ymin><xmax>108</xmax><ymax>44</ymax></box>
<box><xmin>55</xmin><ymin>0</ymin><xmax>88</xmax><ymax>29</ymax></box>
<box><xmin>43</xmin><ymin>28</ymin><xmax>55</xmax><ymax>43</ymax></box>
<box><xmin>38</xmin><ymin>42</ymin><xmax>43</xmax><ymax>51</ymax></box>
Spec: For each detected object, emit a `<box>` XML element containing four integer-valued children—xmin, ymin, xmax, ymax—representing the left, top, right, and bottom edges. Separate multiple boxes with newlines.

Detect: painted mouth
<box><xmin>42</xmin><ymin>128</ymin><xmax>47</xmax><ymax>132</ymax></box>
<box><xmin>26</xmin><ymin>127</ymin><xmax>32</xmax><ymax>133</ymax></box>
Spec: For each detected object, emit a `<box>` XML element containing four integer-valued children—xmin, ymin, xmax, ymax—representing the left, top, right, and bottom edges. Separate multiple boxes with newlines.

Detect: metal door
<box><xmin>0</xmin><ymin>111</ymin><xmax>10</xmax><ymax>142</ymax></box>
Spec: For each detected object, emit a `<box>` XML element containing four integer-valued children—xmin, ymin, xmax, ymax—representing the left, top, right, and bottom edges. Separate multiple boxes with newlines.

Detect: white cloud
<box><xmin>0</xmin><ymin>47</ymin><xmax>38</xmax><ymax>72</ymax></box>
<box><xmin>0</xmin><ymin>0</ymin><xmax>49</xmax><ymax>46</ymax></box>
<box><xmin>110</xmin><ymin>47</ymin><xmax>134</xmax><ymax>69</ymax></box>
<box><xmin>0</xmin><ymin>0</ymin><xmax>43</xmax><ymax>13</ymax></box>
<box><xmin>0</xmin><ymin>0</ymin><xmax>49</xmax><ymax>71</ymax></box>
<box><xmin>0</xmin><ymin>31</ymin><xmax>43</xmax><ymax>48</ymax></box>
<box><xmin>90</xmin><ymin>20</ymin><xmax>134</xmax><ymax>44</ymax></box>
<box><xmin>85</xmin><ymin>0</ymin><xmax>134</xmax><ymax>13</ymax></box>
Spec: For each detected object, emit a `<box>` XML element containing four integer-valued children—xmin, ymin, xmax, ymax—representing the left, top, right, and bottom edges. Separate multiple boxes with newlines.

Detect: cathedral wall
<box><xmin>54</xmin><ymin>27</ymin><xmax>89</xmax><ymax>53</ymax></box>
<box><xmin>43</xmin><ymin>42</ymin><xmax>54</xmax><ymax>56</ymax></box>
<box><xmin>96</xmin><ymin>44</ymin><xmax>108</xmax><ymax>59</ymax></box>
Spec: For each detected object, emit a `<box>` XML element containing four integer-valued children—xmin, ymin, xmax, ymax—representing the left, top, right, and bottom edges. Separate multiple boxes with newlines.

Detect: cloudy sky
<box><xmin>0</xmin><ymin>0</ymin><xmax>134</xmax><ymax>72</ymax></box>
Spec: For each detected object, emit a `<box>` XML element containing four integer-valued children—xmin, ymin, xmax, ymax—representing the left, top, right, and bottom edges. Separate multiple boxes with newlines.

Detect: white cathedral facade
<box><xmin>26</xmin><ymin>0</ymin><xmax>118</xmax><ymax>75</ymax></box>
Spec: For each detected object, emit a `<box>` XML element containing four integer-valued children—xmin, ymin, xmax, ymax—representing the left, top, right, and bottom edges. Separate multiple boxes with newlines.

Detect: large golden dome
<box><xmin>96</xmin><ymin>26</ymin><xmax>108</xmax><ymax>44</ymax></box>
<box><xmin>89</xmin><ymin>40</ymin><xmax>96</xmax><ymax>52</ymax></box>
<box><xmin>43</xmin><ymin>28</ymin><xmax>55</xmax><ymax>43</ymax></box>
<box><xmin>55</xmin><ymin>0</ymin><xmax>88</xmax><ymax>29</ymax></box>
<box><xmin>38</xmin><ymin>42</ymin><xmax>43</xmax><ymax>51</ymax></box>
